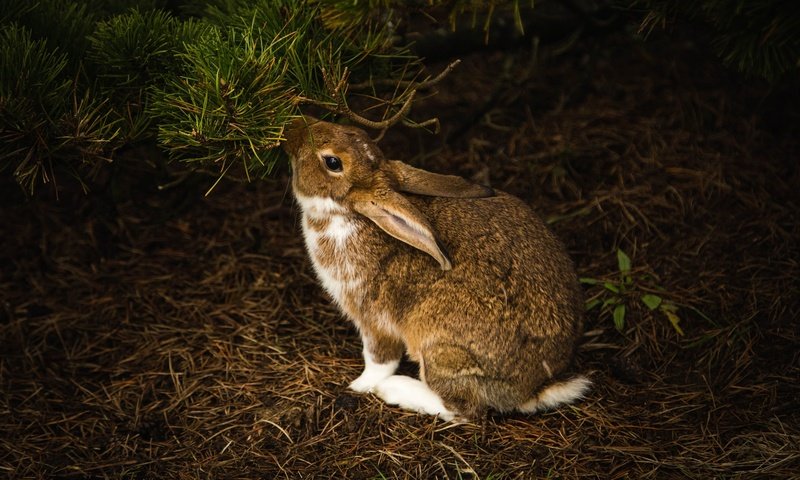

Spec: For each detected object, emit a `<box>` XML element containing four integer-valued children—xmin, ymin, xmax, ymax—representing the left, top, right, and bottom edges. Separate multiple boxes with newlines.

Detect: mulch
<box><xmin>2</xmin><ymin>29</ymin><xmax>798</xmax><ymax>478</ymax></box>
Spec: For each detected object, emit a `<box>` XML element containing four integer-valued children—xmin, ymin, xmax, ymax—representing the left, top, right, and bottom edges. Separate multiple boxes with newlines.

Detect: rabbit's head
<box><xmin>283</xmin><ymin>117</ymin><xmax>494</xmax><ymax>270</ymax></box>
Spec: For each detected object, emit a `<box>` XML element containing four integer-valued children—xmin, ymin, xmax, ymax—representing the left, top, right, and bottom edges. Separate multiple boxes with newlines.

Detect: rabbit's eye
<box><xmin>323</xmin><ymin>155</ymin><xmax>343</xmax><ymax>173</ymax></box>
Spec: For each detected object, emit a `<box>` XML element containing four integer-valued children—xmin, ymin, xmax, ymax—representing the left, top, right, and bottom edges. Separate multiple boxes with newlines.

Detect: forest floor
<box><xmin>1</xmin><ymin>26</ymin><xmax>799</xmax><ymax>479</ymax></box>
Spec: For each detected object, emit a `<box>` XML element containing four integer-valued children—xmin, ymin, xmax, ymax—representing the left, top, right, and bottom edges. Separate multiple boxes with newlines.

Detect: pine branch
<box><xmin>3</xmin><ymin>0</ymin><xmax>491</xmax><ymax>195</ymax></box>
<box><xmin>626</xmin><ymin>0</ymin><xmax>800</xmax><ymax>81</ymax></box>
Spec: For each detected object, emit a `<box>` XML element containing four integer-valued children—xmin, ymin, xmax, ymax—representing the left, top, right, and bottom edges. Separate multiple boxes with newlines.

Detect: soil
<box><xmin>1</xmin><ymin>27</ymin><xmax>798</xmax><ymax>478</ymax></box>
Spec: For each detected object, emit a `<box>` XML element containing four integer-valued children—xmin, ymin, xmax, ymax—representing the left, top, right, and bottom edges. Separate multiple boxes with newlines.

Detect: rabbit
<box><xmin>282</xmin><ymin>117</ymin><xmax>590</xmax><ymax>421</ymax></box>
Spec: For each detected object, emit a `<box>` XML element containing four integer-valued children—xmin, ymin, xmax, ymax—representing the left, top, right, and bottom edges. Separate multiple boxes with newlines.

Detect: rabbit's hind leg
<box><xmin>418</xmin><ymin>343</ymin><xmax>496</xmax><ymax>420</ymax></box>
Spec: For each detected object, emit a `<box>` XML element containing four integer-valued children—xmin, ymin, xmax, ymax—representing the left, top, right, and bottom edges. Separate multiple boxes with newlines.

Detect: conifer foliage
<box><xmin>631</xmin><ymin>0</ymin><xmax>800</xmax><ymax>82</ymax></box>
<box><xmin>0</xmin><ymin>0</ymin><xmax>425</xmax><ymax>195</ymax></box>
<box><xmin>2</xmin><ymin>0</ymin><xmax>796</xmax><ymax>196</ymax></box>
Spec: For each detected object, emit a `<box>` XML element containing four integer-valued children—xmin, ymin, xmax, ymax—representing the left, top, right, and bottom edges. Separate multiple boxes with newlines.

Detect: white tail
<box><xmin>517</xmin><ymin>376</ymin><xmax>591</xmax><ymax>413</ymax></box>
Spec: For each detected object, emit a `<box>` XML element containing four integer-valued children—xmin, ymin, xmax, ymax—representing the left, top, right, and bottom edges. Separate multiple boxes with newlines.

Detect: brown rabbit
<box><xmin>283</xmin><ymin>117</ymin><xmax>590</xmax><ymax>421</ymax></box>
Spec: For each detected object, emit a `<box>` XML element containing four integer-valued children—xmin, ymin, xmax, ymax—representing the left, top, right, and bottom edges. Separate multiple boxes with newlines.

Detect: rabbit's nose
<box><xmin>283</xmin><ymin>117</ymin><xmax>316</xmax><ymax>148</ymax></box>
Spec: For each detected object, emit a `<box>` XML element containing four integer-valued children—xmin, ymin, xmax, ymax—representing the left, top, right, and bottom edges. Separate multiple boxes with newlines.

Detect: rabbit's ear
<box><xmin>351</xmin><ymin>190</ymin><xmax>452</xmax><ymax>270</ymax></box>
<box><xmin>388</xmin><ymin>160</ymin><xmax>494</xmax><ymax>198</ymax></box>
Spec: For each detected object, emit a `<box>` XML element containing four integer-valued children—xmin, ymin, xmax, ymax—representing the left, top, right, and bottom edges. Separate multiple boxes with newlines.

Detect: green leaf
<box><xmin>612</xmin><ymin>304</ymin><xmax>626</xmax><ymax>331</ymax></box>
<box><xmin>603</xmin><ymin>281</ymin><xmax>620</xmax><ymax>293</ymax></box>
<box><xmin>617</xmin><ymin>249</ymin><xmax>631</xmax><ymax>273</ymax></box>
<box><xmin>585</xmin><ymin>299</ymin><xmax>602</xmax><ymax>311</ymax></box>
<box><xmin>641</xmin><ymin>294</ymin><xmax>662</xmax><ymax>310</ymax></box>
<box><xmin>660</xmin><ymin>302</ymin><xmax>678</xmax><ymax>313</ymax></box>
<box><xmin>579</xmin><ymin>277</ymin><xmax>600</xmax><ymax>285</ymax></box>
<box><xmin>602</xmin><ymin>297</ymin><xmax>619</xmax><ymax>309</ymax></box>
<box><xmin>664</xmin><ymin>309</ymin><xmax>684</xmax><ymax>336</ymax></box>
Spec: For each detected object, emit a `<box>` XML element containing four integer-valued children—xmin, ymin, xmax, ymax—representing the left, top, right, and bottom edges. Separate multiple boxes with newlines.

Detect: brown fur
<box><xmin>283</xmin><ymin>118</ymin><xmax>584</xmax><ymax>418</ymax></box>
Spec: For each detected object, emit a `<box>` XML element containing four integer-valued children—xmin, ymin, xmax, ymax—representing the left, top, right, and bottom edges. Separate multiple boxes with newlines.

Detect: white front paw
<box><xmin>349</xmin><ymin>359</ymin><xmax>400</xmax><ymax>393</ymax></box>
<box><xmin>349</xmin><ymin>370</ymin><xmax>385</xmax><ymax>393</ymax></box>
<box><xmin>373</xmin><ymin>375</ymin><xmax>455</xmax><ymax>421</ymax></box>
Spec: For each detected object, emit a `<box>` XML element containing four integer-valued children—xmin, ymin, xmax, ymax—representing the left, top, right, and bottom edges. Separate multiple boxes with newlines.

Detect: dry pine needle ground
<box><xmin>2</xmin><ymin>32</ymin><xmax>799</xmax><ymax>478</ymax></box>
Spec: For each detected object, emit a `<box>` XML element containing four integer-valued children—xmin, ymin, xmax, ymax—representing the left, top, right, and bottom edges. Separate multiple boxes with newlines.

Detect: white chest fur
<box><xmin>296</xmin><ymin>195</ymin><xmax>362</xmax><ymax>308</ymax></box>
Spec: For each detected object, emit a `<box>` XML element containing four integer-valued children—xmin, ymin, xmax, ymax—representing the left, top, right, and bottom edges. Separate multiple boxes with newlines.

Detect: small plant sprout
<box><xmin>581</xmin><ymin>249</ymin><xmax>685</xmax><ymax>335</ymax></box>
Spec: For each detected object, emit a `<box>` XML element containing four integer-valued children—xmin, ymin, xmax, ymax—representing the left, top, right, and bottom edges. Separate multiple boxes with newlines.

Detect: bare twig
<box><xmin>349</xmin><ymin>59</ymin><xmax>462</xmax><ymax>91</ymax></box>
<box><xmin>402</xmin><ymin>116</ymin><xmax>440</xmax><ymax>133</ymax></box>
<box><xmin>296</xmin><ymin>60</ymin><xmax>461</xmax><ymax>132</ymax></box>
